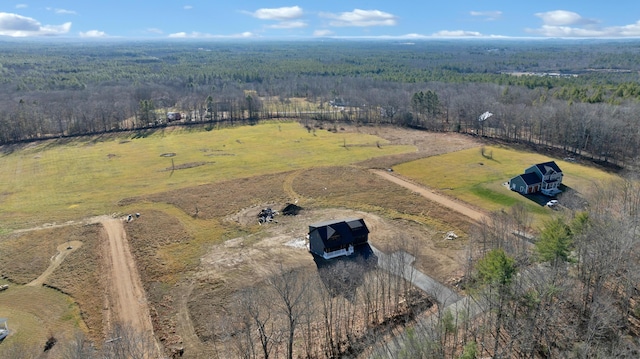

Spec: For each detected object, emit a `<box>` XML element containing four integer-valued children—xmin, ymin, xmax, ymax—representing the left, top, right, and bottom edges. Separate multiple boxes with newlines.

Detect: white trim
<box><xmin>322</xmin><ymin>244</ymin><xmax>354</xmax><ymax>259</ymax></box>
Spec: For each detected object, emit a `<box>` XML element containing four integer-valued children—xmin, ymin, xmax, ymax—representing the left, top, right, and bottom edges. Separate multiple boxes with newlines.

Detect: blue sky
<box><xmin>2</xmin><ymin>1</ymin><xmax>640</xmax><ymax>39</ymax></box>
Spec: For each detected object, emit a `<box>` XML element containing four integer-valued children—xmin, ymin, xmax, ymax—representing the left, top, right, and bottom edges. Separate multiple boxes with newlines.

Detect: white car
<box><xmin>546</xmin><ymin>200</ymin><xmax>559</xmax><ymax>207</ymax></box>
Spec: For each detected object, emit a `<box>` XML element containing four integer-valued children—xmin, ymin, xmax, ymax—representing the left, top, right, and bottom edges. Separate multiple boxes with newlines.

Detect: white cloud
<box><xmin>313</xmin><ymin>29</ymin><xmax>334</xmax><ymax>37</ymax></box>
<box><xmin>147</xmin><ymin>28</ymin><xmax>163</xmax><ymax>34</ymax></box>
<box><xmin>529</xmin><ymin>23</ymin><xmax>640</xmax><ymax>38</ymax></box>
<box><xmin>79</xmin><ymin>30</ymin><xmax>106</xmax><ymax>38</ymax></box>
<box><xmin>0</xmin><ymin>12</ymin><xmax>71</xmax><ymax>37</ymax></box>
<box><xmin>168</xmin><ymin>31</ymin><xmax>204</xmax><ymax>38</ymax></box>
<box><xmin>46</xmin><ymin>7</ymin><xmax>78</xmax><ymax>15</ymax></box>
<box><xmin>267</xmin><ymin>21</ymin><xmax>307</xmax><ymax>29</ymax></box>
<box><xmin>432</xmin><ymin>30</ymin><xmax>483</xmax><ymax>37</ymax></box>
<box><xmin>56</xmin><ymin>9</ymin><xmax>77</xmax><ymax>15</ymax></box>
<box><xmin>321</xmin><ymin>9</ymin><xmax>398</xmax><ymax>27</ymax></box>
<box><xmin>168</xmin><ymin>31</ymin><xmax>256</xmax><ymax>39</ymax></box>
<box><xmin>470</xmin><ymin>11</ymin><xmax>502</xmax><ymax>21</ymax></box>
<box><xmin>616</xmin><ymin>21</ymin><xmax>640</xmax><ymax>37</ymax></box>
<box><xmin>250</xmin><ymin>6</ymin><xmax>303</xmax><ymax>21</ymax></box>
<box><xmin>529</xmin><ymin>10</ymin><xmax>640</xmax><ymax>37</ymax></box>
<box><xmin>535</xmin><ymin>10</ymin><xmax>595</xmax><ymax>26</ymax></box>
<box><xmin>15</xmin><ymin>4</ymin><xmax>27</xmax><ymax>9</ymax></box>
<box><xmin>184</xmin><ymin>5</ymin><xmax>193</xmax><ymax>10</ymax></box>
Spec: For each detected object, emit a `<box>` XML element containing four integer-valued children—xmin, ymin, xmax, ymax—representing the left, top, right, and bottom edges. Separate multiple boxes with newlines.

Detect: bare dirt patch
<box><xmin>160</xmin><ymin>161</ymin><xmax>212</xmax><ymax>171</ymax></box>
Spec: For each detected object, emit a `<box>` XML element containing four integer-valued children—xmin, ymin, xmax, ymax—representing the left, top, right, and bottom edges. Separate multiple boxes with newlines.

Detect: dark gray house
<box><xmin>308</xmin><ymin>218</ymin><xmax>369</xmax><ymax>259</ymax></box>
<box><xmin>509</xmin><ymin>161</ymin><xmax>563</xmax><ymax>196</ymax></box>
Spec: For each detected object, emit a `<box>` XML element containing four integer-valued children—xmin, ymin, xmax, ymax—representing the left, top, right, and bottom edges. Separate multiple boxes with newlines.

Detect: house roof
<box><xmin>533</xmin><ymin>161</ymin><xmax>562</xmax><ymax>174</ymax></box>
<box><xmin>310</xmin><ymin>218</ymin><xmax>362</xmax><ymax>229</ymax></box>
<box><xmin>309</xmin><ymin>218</ymin><xmax>369</xmax><ymax>248</ymax></box>
<box><xmin>519</xmin><ymin>172</ymin><xmax>542</xmax><ymax>186</ymax></box>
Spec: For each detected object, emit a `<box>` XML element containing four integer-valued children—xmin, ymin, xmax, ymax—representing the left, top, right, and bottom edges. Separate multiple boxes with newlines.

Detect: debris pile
<box><xmin>281</xmin><ymin>203</ymin><xmax>303</xmax><ymax>216</ymax></box>
<box><xmin>258</xmin><ymin>207</ymin><xmax>278</xmax><ymax>224</ymax></box>
<box><xmin>445</xmin><ymin>231</ymin><xmax>458</xmax><ymax>240</ymax></box>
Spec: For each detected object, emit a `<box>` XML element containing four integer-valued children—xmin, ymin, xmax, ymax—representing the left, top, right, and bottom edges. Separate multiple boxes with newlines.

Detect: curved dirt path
<box><xmin>283</xmin><ymin>169</ymin><xmax>303</xmax><ymax>202</ymax></box>
<box><xmin>27</xmin><ymin>241</ymin><xmax>83</xmax><ymax>287</ymax></box>
<box><xmin>371</xmin><ymin>169</ymin><xmax>487</xmax><ymax>222</ymax></box>
<box><xmin>174</xmin><ymin>281</ymin><xmax>215</xmax><ymax>358</ymax></box>
<box><xmin>101</xmin><ymin>218</ymin><xmax>161</xmax><ymax>357</ymax></box>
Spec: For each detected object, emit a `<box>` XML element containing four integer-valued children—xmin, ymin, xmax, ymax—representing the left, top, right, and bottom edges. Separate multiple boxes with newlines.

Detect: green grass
<box><xmin>0</xmin><ymin>121</ymin><xmax>414</xmax><ymax>230</ymax></box>
<box><xmin>0</xmin><ymin>286</ymin><xmax>86</xmax><ymax>356</ymax></box>
<box><xmin>394</xmin><ymin>145</ymin><xmax>619</xmax><ymax>221</ymax></box>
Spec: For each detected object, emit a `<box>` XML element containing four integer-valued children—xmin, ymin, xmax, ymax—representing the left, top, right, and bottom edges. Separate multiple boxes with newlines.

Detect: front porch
<box><xmin>323</xmin><ymin>244</ymin><xmax>354</xmax><ymax>260</ymax></box>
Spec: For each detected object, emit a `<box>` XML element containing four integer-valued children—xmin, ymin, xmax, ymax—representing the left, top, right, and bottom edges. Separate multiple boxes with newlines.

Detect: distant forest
<box><xmin>2</xmin><ymin>39</ymin><xmax>640</xmax><ymax>167</ymax></box>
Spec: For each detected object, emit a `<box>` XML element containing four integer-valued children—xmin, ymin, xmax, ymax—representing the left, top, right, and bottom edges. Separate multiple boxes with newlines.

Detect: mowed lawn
<box><xmin>0</xmin><ymin>122</ymin><xmax>414</xmax><ymax>230</ymax></box>
<box><xmin>394</xmin><ymin>145</ymin><xmax>619</xmax><ymax>220</ymax></box>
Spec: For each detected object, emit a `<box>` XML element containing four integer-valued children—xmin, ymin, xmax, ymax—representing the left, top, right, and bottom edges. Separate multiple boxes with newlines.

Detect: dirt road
<box><xmin>27</xmin><ymin>241</ymin><xmax>83</xmax><ymax>287</ymax></box>
<box><xmin>371</xmin><ymin>169</ymin><xmax>487</xmax><ymax>222</ymax></box>
<box><xmin>101</xmin><ymin>218</ymin><xmax>161</xmax><ymax>357</ymax></box>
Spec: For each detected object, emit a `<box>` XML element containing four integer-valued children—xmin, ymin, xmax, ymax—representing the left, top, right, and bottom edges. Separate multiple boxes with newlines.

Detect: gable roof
<box><xmin>309</xmin><ymin>218</ymin><xmax>369</xmax><ymax>247</ymax></box>
<box><xmin>532</xmin><ymin>161</ymin><xmax>562</xmax><ymax>174</ymax></box>
<box><xmin>519</xmin><ymin>172</ymin><xmax>542</xmax><ymax>186</ymax></box>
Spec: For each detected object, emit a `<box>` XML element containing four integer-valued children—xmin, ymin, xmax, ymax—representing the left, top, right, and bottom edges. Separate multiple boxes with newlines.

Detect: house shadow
<box><xmin>312</xmin><ymin>244</ymin><xmax>377</xmax><ymax>301</ymax></box>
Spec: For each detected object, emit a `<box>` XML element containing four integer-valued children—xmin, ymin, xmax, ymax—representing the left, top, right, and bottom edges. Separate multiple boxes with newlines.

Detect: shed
<box><xmin>167</xmin><ymin>112</ymin><xmax>182</xmax><ymax>121</ymax></box>
<box><xmin>308</xmin><ymin>218</ymin><xmax>369</xmax><ymax>259</ymax></box>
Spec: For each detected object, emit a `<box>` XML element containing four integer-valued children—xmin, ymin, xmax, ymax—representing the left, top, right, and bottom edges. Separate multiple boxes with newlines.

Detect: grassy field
<box><xmin>0</xmin><ymin>121</ymin><xmax>413</xmax><ymax>230</ymax></box>
<box><xmin>0</xmin><ymin>122</ymin><xmax>419</xmax><ymax>351</ymax></box>
<box><xmin>394</xmin><ymin>145</ymin><xmax>619</xmax><ymax>224</ymax></box>
<box><xmin>0</xmin><ymin>284</ymin><xmax>87</xmax><ymax>358</ymax></box>
<box><xmin>8</xmin><ymin>124</ymin><xmax>621</xmax><ymax>355</ymax></box>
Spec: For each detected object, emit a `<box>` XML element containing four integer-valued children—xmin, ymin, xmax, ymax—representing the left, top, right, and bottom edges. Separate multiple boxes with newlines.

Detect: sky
<box><xmin>2</xmin><ymin>1</ymin><xmax>640</xmax><ymax>40</ymax></box>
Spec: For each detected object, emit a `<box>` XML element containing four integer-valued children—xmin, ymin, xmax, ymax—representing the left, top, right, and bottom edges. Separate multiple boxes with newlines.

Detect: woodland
<box><xmin>2</xmin><ymin>39</ymin><xmax>640</xmax><ymax>358</ymax></box>
<box><xmin>2</xmin><ymin>39</ymin><xmax>640</xmax><ymax>168</ymax></box>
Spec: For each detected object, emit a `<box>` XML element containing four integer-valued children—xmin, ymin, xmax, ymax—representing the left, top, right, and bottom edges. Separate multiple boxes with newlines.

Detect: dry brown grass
<box><xmin>352</xmin><ymin>127</ymin><xmax>481</xmax><ymax>169</ymax></box>
<box><xmin>123</xmin><ymin>210</ymin><xmax>196</xmax><ymax>348</ymax></box>
<box><xmin>121</xmin><ymin>171</ymin><xmax>291</xmax><ymax>220</ymax></box>
<box><xmin>126</xmin><ymin>210</ymin><xmax>193</xmax><ymax>283</ymax></box>
<box><xmin>292</xmin><ymin>166</ymin><xmax>473</xmax><ymax>235</ymax></box>
<box><xmin>0</xmin><ymin>227</ymin><xmax>75</xmax><ymax>284</ymax></box>
<box><xmin>46</xmin><ymin>223</ymin><xmax>105</xmax><ymax>344</ymax></box>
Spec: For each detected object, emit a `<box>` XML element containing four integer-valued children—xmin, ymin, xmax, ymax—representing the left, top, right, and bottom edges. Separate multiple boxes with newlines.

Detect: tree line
<box><xmin>2</xmin><ymin>41</ymin><xmax>640</xmax><ymax>168</ymax></box>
